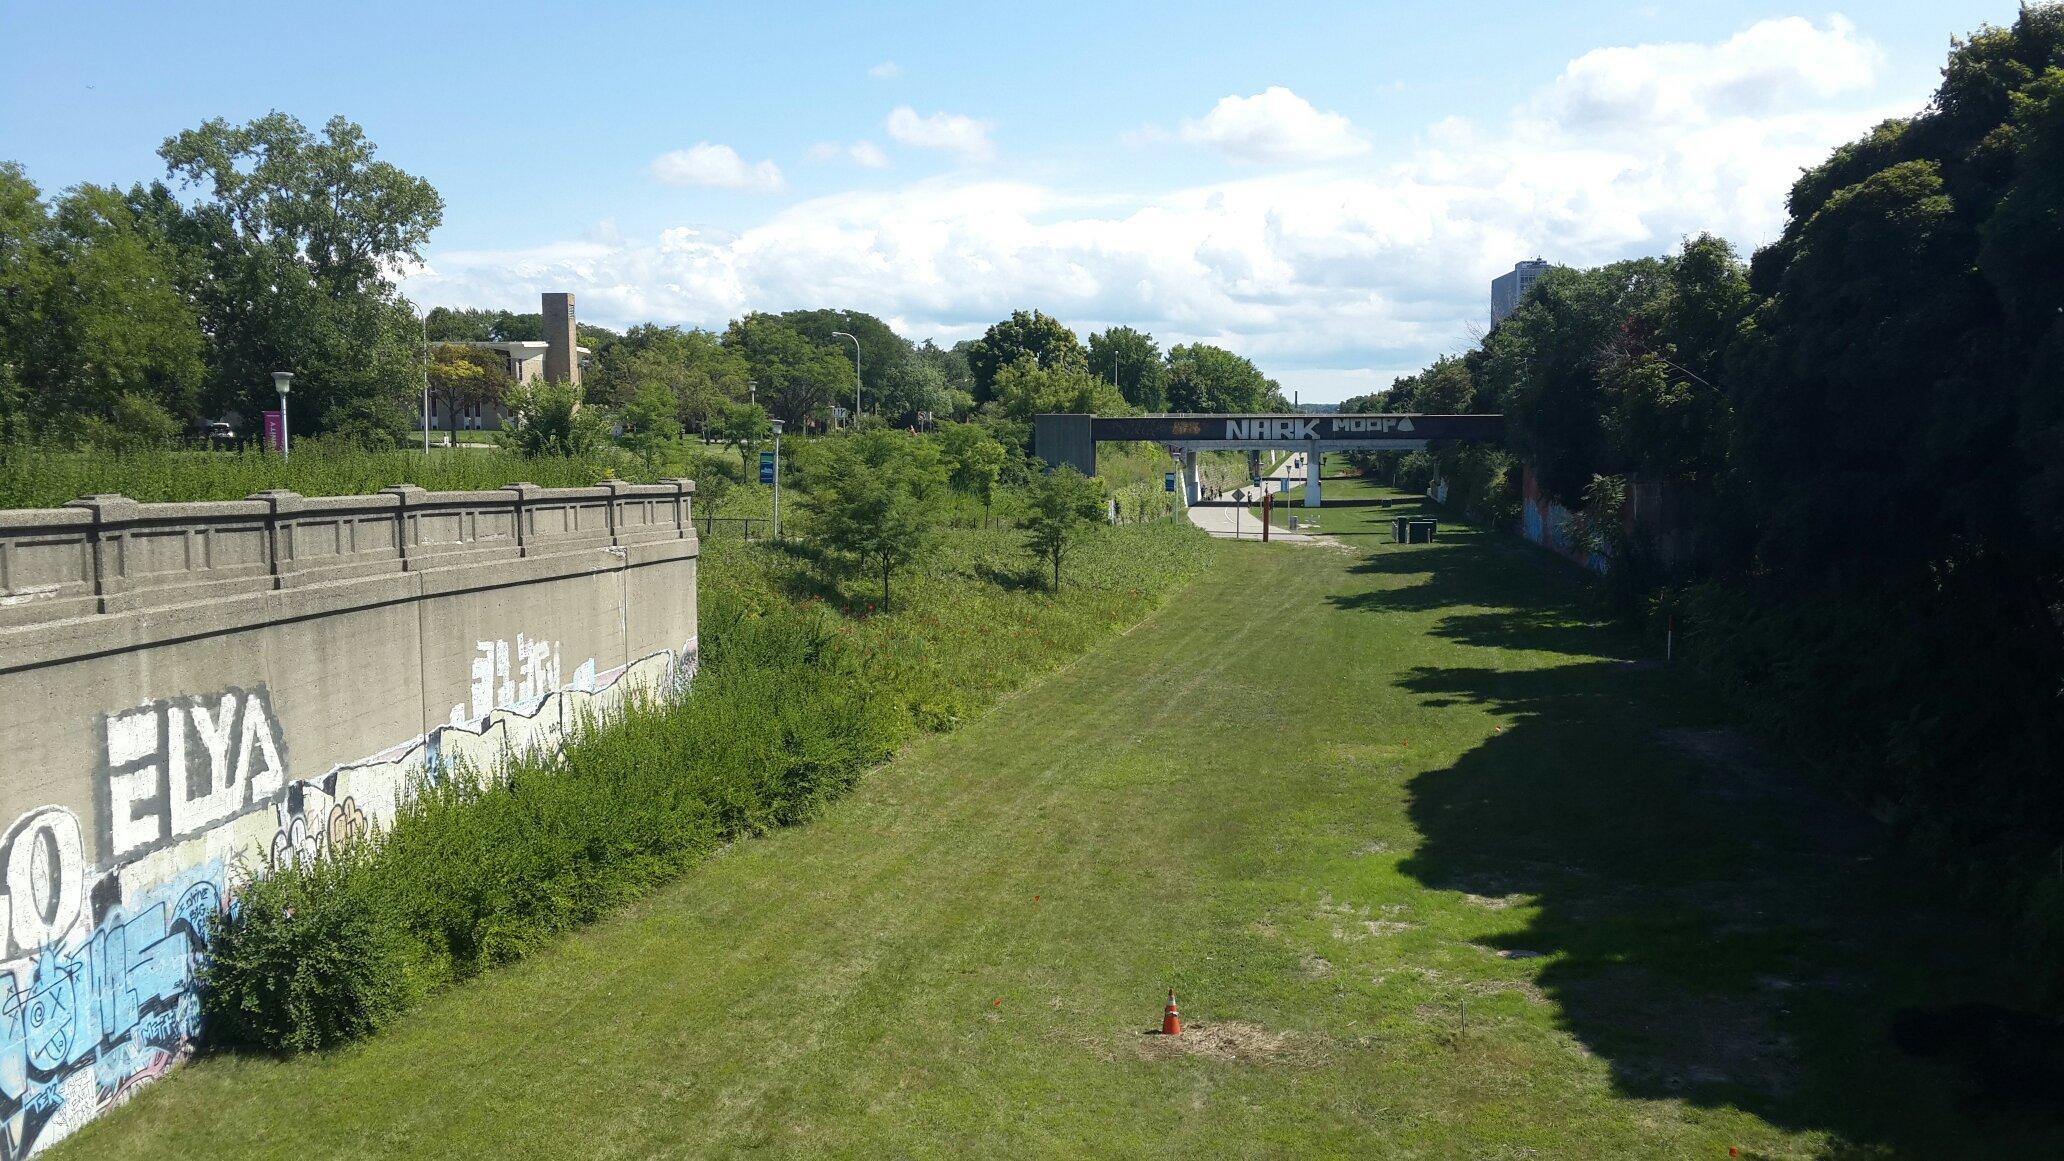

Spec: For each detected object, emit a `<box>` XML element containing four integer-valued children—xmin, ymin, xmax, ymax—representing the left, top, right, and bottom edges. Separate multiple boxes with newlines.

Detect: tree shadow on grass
<box><xmin>1327</xmin><ymin>525</ymin><xmax>1632</xmax><ymax>660</ymax></box>
<box><xmin>1393</xmin><ymin>653</ymin><xmax>2062</xmax><ymax>1155</ymax></box>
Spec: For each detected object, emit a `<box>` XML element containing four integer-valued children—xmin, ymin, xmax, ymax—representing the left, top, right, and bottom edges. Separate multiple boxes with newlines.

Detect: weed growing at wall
<box><xmin>199</xmin><ymin>517</ymin><xmax>1218</xmax><ymax>1051</ymax></box>
<box><xmin>0</xmin><ymin>437</ymin><xmax>741</xmax><ymax>508</ymax></box>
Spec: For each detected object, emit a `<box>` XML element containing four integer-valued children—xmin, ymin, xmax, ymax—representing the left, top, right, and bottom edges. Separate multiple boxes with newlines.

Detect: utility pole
<box><xmin>832</xmin><ymin>331</ymin><xmax>861</xmax><ymax>421</ymax></box>
<box><xmin>771</xmin><ymin>419</ymin><xmax>784</xmax><ymax>540</ymax></box>
<box><xmin>421</xmin><ymin>313</ymin><xmax>431</xmax><ymax>453</ymax></box>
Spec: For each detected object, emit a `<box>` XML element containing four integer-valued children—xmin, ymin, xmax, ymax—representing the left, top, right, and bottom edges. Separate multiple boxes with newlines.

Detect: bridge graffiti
<box><xmin>0</xmin><ymin>637</ymin><xmax>697</xmax><ymax>1155</ymax></box>
<box><xmin>99</xmin><ymin>687</ymin><xmax>288</xmax><ymax>864</ymax></box>
<box><xmin>0</xmin><ymin>804</ymin><xmax>221</xmax><ymax>1159</ymax></box>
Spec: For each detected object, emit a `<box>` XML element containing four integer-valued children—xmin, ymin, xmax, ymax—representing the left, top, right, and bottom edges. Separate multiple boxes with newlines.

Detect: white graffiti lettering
<box><xmin>102</xmin><ymin>688</ymin><xmax>287</xmax><ymax>862</ymax></box>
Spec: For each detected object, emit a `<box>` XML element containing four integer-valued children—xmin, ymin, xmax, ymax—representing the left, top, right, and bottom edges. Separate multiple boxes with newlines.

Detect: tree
<box><xmin>805</xmin><ymin>439</ymin><xmax>937</xmax><ymax>610</ymax></box>
<box><xmin>1020</xmin><ymin>465</ymin><xmax>1105</xmax><ymax>590</ymax></box>
<box><xmin>987</xmin><ymin>356</ymin><xmax>1127</xmax><ymax>422</ymax></box>
<box><xmin>715</xmin><ymin>401</ymin><xmax>771</xmax><ymax>476</ymax></box>
<box><xmin>159</xmin><ymin>113</ymin><xmax>442</xmax><ymax>435</ymax></box>
<box><xmin>721</xmin><ymin>313</ymin><xmax>844</xmax><ymax>428</ymax></box>
<box><xmin>774</xmin><ymin>308</ymin><xmax>913</xmax><ymax>416</ymax></box>
<box><xmin>1163</xmin><ymin>343</ymin><xmax>1275</xmax><ymax>413</ymax></box>
<box><xmin>589</xmin><ymin>324</ymin><xmax>746</xmax><ymax>428</ymax></box>
<box><xmin>915</xmin><ymin>339</ymin><xmax>974</xmax><ymax>398</ymax></box>
<box><xmin>498</xmin><ymin>381</ymin><xmax>606</xmax><ymax>458</ymax></box>
<box><xmin>619</xmin><ymin>381</ymin><xmax>682</xmax><ymax>467</ymax></box>
<box><xmin>967</xmin><ymin>310</ymin><xmax>1086</xmax><ymax>403</ymax></box>
<box><xmin>426</xmin><ymin>345</ymin><xmax>511</xmax><ymax>445</ymax></box>
<box><xmin>875</xmin><ymin>357</ymin><xmax>952</xmax><ymax>424</ymax></box>
<box><xmin>0</xmin><ymin>168</ymin><xmax>206</xmax><ymax>429</ymax></box>
<box><xmin>937</xmin><ymin>421</ymin><xmax>1007</xmax><ymax>511</ymax></box>
<box><xmin>1088</xmin><ymin>326</ymin><xmax>1166</xmax><ymax>411</ymax></box>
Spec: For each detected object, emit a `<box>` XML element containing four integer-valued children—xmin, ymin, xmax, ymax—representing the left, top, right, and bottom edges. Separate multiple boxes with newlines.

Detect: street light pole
<box><xmin>421</xmin><ymin>314</ymin><xmax>431</xmax><ymax>454</ymax></box>
<box><xmin>770</xmin><ymin>418</ymin><xmax>784</xmax><ymax>541</ymax></box>
<box><xmin>272</xmin><ymin>371</ymin><xmax>294</xmax><ymax>461</ymax></box>
<box><xmin>831</xmin><ymin>331</ymin><xmax>860</xmax><ymax>423</ymax></box>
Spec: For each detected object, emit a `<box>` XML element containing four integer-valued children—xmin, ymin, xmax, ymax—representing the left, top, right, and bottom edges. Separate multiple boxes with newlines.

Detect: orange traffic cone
<box><xmin>1162</xmin><ymin>990</ymin><xmax>1183</xmax><ymax>1036</ymax></box>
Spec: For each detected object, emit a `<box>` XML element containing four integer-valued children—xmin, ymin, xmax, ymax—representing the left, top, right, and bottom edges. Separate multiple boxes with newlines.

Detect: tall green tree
<box><xmin>987</xmin><ymin>356</ymin><xmax>1128</xmax><ymax>422</ymax></box>
<box><xmin>159</xmin><ymin>113</ymin><xmax>442</xmax><ymax>435</ymax></box>
<box><xmin>715</xmin><ymin>401</ymin><xmax>771</xmax><ymax>477</ymax></box>
<box><xmin>1162</xmin><ymin>343</ymin><xmax>1276</xmax><ymax>413</ymax></box>
<box><xmin>619</xmin><ymin>381</ymin><xmax>682</xmax><ymax>467</ymax></box>
<box><xmin>1088</xmin><ymin>326</ymin><xmax>1166</xmax><ymax>410</ymax></box>
<box><xmin>967</xmin><ymin>310</ymin><xmax>1086</xmax><ymax>403</ymax></box>
<box><xmin>425</xmin><ymin>344</ymin><xmax>511</xmax><ymax>445</ymax></box>
<box><xmin>721</xmin><ymin>313</ymin><xmax>845</xmax><ymax>428</ymax></box>
<box><xmin>936</xmin><ymin>421</ymin><xmax>1007</xmax><ymax>511</ymax></box>
<box><xmin>805</xmin><ymin>437</ymin><xmax>938</xmax><ymax>610</ymax></box>
<box><xmin>1020</xmin><ymin>465</ymin><xmax>1105</xmax><ymax>590</ymax></box>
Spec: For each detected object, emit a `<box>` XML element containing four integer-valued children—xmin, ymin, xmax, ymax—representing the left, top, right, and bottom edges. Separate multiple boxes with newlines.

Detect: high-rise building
<box><xmin>1491</xmin><ymin>259</ymin><xmax>1551</xmax><ymax>325</ymax></box>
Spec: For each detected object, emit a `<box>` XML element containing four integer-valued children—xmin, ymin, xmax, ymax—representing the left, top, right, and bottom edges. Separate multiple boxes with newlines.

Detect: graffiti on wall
<box><xmin>0</xmin><ymin>803</ymin><xmax>222</xmax><ymax>1158</ymax></box>
<box><xmin>0</xmin><ymin>633</ymin><xmax>698</xmax><ymax>1156</ymax></box>
<box><xmin>1519</xmin><ymin>465</ymin><xmax>1610</xmax><ymax>575</ymax></box>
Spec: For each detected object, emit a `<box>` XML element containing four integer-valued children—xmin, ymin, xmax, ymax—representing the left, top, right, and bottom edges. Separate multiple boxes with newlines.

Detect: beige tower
<box><xmin>543</xmin><ymin>292</ymin><xmax>580</xmax><ymax>385</ymax></box>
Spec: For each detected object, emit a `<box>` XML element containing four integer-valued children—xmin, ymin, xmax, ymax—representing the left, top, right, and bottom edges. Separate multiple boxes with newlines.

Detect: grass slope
<box><xmin>65</xmin><ymin>476</ymin><xmax>2051</xmax><ymax>1158</ymax></box>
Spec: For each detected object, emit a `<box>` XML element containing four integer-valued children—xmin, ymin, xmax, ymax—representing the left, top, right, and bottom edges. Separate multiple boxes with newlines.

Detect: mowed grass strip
<box><xmin>66</xmin><ymin>473</ymin><xmax>2057</xmax><ymax>1158</ymax></box>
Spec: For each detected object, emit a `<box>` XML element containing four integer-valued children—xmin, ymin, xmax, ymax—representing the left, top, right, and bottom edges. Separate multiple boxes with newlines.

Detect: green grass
<box><xmin>404</xmin><ymin>430</ymin><xmax>500</xmax><ymax>445</ymax></box>
<box><xmin>62</xmin><ymin>474</ymin><xmax>2052</xmax><ymax>1158</ymax></box>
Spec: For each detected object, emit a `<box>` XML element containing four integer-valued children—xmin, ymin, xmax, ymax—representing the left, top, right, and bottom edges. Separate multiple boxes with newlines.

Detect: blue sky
<box><xmin>0</xmin><ymin>1</ymin><xmax>2021</xmax><ymax>400</ymax></box>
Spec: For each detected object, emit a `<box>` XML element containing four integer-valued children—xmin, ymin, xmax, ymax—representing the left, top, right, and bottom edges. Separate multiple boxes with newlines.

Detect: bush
<box><xmin>195</xmin><ymin>515</ymin><xmax>1215</xmax><ymax>1053</ymax></box>
<box><xmin>200</xmin><ymin>843</ymin><xmax>419</xmax><ymax>1053</ymax></box>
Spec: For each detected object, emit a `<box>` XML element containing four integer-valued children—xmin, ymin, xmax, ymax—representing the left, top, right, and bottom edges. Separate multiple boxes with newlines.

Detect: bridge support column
<box><xmin>1181</xmin><ymin>451</ymin><xmax>1200</xmax><ymax>506</ymax></box>
<box><xmin>1304</xmin><ymin>449</ymin><xmax>1322</xmax><ymax>507</ymax></box>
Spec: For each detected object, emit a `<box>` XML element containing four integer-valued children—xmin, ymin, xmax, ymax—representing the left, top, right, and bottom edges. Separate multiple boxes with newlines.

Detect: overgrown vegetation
<box><xmin>0</xmin><ymin>437</ymin><xmax>732</xmax><ymax>509</ymax></box>
<box><xmin>199</xmin><ymin>507</ymin><xmax>1213</xmax><ymax>1052</ymax></box>
<box><xmin>1353</xmin><ymin>8</ymin><xmax>2064</xmax><ymax>982</ymax></box>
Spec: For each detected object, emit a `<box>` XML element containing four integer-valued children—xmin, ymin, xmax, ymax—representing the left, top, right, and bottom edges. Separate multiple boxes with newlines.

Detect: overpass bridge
<box><xmin>1034</xmin><ymin>412</ymin><xmax>1505</xmax><ymax>507</ymax></box>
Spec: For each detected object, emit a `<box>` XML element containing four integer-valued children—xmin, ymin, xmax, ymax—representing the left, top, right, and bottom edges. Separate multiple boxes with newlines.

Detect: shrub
<box><xmin>194</xmin><ymin>515</ymin><xmax>1215</xmax><ymax>1053</ymax></box>
<box><xmin>200</xmin><ymin>843</ymin><xmax>419</xmax><ymax>1053</ymax></box>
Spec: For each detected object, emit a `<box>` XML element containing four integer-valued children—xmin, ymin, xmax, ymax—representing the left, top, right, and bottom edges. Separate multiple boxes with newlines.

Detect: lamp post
<box><xmin>770</xmin><ymin>418</ymin><xmax>784</xmax><ymax>541</ymax></box>
<box><xmin>421</xmin><ymin>314</ymin><xmax>431</xmax><ymax>454</ymax></box>
<box><xmin>831</xmin><ymin>330</ymin><xmax>860</xmax><ymax>423</ymax></box>
<box><xmin>272</xmin><ymin>372</ymin><xmax>294</xmax><ymax>460</ymax></box>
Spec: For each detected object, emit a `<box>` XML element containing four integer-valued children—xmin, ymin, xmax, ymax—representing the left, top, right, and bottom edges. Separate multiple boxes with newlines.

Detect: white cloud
<box><xmin>885</xmin><ymin>106</ymin><xmax>995</xmax><ymax>162</ymax></box>
<box><xmin>1537</xmin><ymin>14</ymin><xmax>1878</xmax><ymax>130</ymax></box>
<box><xmin>650</xmin><ymin>143</ymin><xmax>786</xmax><ymax>194</ymax></box>
<box><xmin>869</xmin><ymin>60</ymin><xmax>901</xmax><ymax>79</ymax></box>
<box><xmin>1180</xmin><ymin>86</ymin><xmax>1370</xmax><ymax>164</ymax></box>
<box><xmin>412</xmin><ymin>17</ymin><xmax>1908</xmax><ymax>400</ymax></box>
<box><xmin>807</xmin><ymin>140</ymin><xmax>890</xmax><ymax>169</ymax></box>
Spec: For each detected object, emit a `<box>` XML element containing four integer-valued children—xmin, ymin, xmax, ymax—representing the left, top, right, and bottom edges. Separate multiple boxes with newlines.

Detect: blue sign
<box><xmin>759</xmin><ymin>450</ymin><xmax>775</xmax><ymax>484</ymax></box>
<box><xmin>1163</xmin><ymin>471</ymin><xmax>1176</xmax><ymax>493</ymax></box>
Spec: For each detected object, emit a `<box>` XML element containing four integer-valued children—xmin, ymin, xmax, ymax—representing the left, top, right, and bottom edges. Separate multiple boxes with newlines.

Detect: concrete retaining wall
<box><xmin>0</xmin><ymin>479</ymin><xmax>699</xmax><ymax>1156</ymax></box>
<box><xmin>1518</xmin><ymin>464</ymin><xmax>1610</xmax><ymax>575</ymax></box>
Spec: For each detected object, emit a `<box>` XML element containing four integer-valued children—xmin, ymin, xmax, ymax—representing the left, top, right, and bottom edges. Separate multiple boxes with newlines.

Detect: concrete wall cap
<box><xmin>288</xmin><ymin>492</ymin><xmax>402</xmax><ymax>513</ymax></box>
<box><xmin>0</xmin><ymin>506</ymin><xmax>96</xmax><ymax>528</ymax></box>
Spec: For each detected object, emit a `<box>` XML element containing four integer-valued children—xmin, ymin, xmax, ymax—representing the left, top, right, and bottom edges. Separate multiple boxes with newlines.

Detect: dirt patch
<box><xmin>1137</xmin><ymin>1021</ymin><xmax>1318</xmax><ymax>1065</ymax></box>
<box><xmin>1300</xmin><ymin>952</ymin><xmax>1335</xmax><ymax>978</ymax></box>
<box><xmin>1462</xmin><ymin>892</ymin><xmax>1529</xmax><ymax>910</ymax></box>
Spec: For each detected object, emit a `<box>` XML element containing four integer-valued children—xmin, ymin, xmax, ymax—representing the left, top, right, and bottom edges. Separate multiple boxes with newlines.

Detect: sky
<box><xmin>0</xmin><ymin>1</ymin><xmax>2023</xmax><ymax>401</ymax></box>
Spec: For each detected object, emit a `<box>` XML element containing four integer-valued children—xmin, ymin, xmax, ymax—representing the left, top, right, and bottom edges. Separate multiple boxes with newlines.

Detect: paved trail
<box><xmin>1184</xmin><ymin>452</ymin><xmax>1314</xmax><ymax>541</ymax></box>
